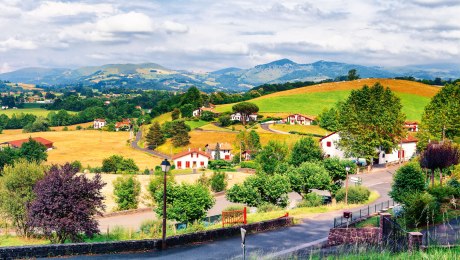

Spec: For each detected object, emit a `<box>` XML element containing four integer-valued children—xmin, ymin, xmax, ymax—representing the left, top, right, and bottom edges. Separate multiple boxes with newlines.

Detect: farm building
<box><xmin>283</xmin><ymin>114</ymin><xmax>315</xmax><ymax>125</ymax></box>
<box><xmin>93</xmin><ymin>118</ymin><xmax>107</xmax><ymax>129</ymax></box>
<box><xmin>205</xmin><ymin>142</ymin><xmax>233</xmax><ymax>161</ymax></box>
<box><xmin>320</xmin><ymin>132</ymin><xmax>418</xmax><ymax>164</ymax></box>
<box><xmin>172</xmin><ymin>148</ymin><xmax>211</xmax><ymax>169</ymax></box>
<box><xmin>230</xmin><ymin>113</ymin><xmax>258</xmax><ymax>122</ymax></box>
<box><xmin>192</xmin><ymin>105</ymin><xmax>216</xmax><ymax>117</ymax></box>
<box><xmin>404</xmin><ymin>121</ymin><xmax>419</xmax><ymax>132</ymax></box>
<box><xmin>241</xmin><ymin>150</ymin><xmax>255</xmax><ymax>161</ymax></box>
<box><xmin>1</xmin><ymin>137</ymin><xmax>54</xmax><ymax>150</ymax></box>
<box><xmin>115</xmin><ymin>119</ymin><xmax>131</xmax><ymax>131</ymax></box>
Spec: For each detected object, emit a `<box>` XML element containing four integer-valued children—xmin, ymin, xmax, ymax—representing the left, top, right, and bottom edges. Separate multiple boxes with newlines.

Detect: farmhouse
<box><xmin>172</xmin><ymin>148</ymin><xmax>211</xmax><ymax>169</ymax></box>
<box><xmin>93</xmin><ymin>118</ymin><xmax>107</xmax><ymax>129</ymax></box>
<box><xmin>192</xmin><ymin>105</ymin><xmax>216</xmax><ymax>117</ymax></box>
<box><xmin>1</xmin><ymin>137</ymin><xmax>54</xmax><ymax>150</ymax></box>
<box><xmin>404</xmin><ymin>121</ymin><xmax>419</xmax><ymax>132</ymax></box>
<box><xmin>283</xmin><ymin>114</ymin><xmax>315</xmax><ymax>125</ymax></box>
<box><xmin>205</xmin><ymin>142</ymin><xmax>233</xmax><ymax>161</ymax></box>
<box><xmin>115</xmin><ymin>119</ymin><xmax>131</xmax><ymax>131</ymax></box>
<box><xmin>230</xmin><ymin>113</ymin><xmax>258</xmax><ymax>122</ymax></box>
<box><xmin>320</xmin><ymin>132</ymin><xmax>345</xmax><ymax>159</ymax></box>
<box><xmin>241</xmin><ymin>150</ymin><xmax>255</xmax><ymax>161</ymax></box>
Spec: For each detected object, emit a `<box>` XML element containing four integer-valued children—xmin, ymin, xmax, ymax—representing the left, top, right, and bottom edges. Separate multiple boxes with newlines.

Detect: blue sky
<box><xmin>0</xmin><ymin>0</ymin><xmax>459</xmax><ymax>72</ymax></box>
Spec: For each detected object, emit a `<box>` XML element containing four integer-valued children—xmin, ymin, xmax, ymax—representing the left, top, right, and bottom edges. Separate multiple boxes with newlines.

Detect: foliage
<box><xmin>420</xmin><ymin>141</ymin><xmax>459</xmax><ymax>186</ymax></box>
<box><xmin>200</xmin><ymin>111</ymin><xmax>215</xmax><ymax>121</ymax></box>
<box><xmin>247</xmin><ymin>130</ymin><xmax>262</xmax><ymax>151</ymax></box>
<box><xmin>146</xmin><ymin>122</ymin><xmax>165</xmax><ymax>149</ymax></box>
<box><xmin>102</xmin><ymin>155</ymin><xmax>139</xmax><ymax>174</ymax></box>
<box><xmin>113</xmin><ymin>175</ymin><xmax>141</xmax><ymax>210</ymax></box>
<box><xmin>226</xmin><ymin>174</ymin><xmax>290</xmax><ymax>207</ymax></box>
<box><xmin>418</xmin><ymin>83</ymin><xmax>460</xmax><ymax>149</ymax></box>
<box><xmin>196</xmin><ymin>173</ymin><xmax>209</xmax><ymax>187</ymax></box>
<box><xmin>208</xmin><ymin>159</ymin><xmax>231</xmax><ymax>170</ymax></box>
<box><xmin>180</xmin><ymin>104</ymin><xmax>194</xmax><ymax>118</ymax></box>
<box><xmin>218</xmin><ymin>114</ymin><xmax>232</xmax><ymax>127</ymax></box>
<box><xmin>70</xmin><ymin>160</ymin><xmax>83</xmax><ymax>172</ymax></box>
<box><xmin>401</xmin><ymin>192</ymin><xmax>440</xmax><ymax>228</ymax></box>
<box><xmin>337</xmin><ymin>83</ymin><xmax>406</xmax><ymax>164</ymax></box>
<box><xmin>210</xmin><ymin>172</ymin><xmax>227</xmax><ymax>192</ymax></box>
<box><xmin>171</xmin><ymin>108</ymin><xmax>180</xmax><ymax>120</ymax></box>
<box><xmin>347</xmin><ymin>69</ymin><xmax>360</xmax><ymax>81</ymax></box>
<box><xmin>335</xmin><ymin>186</ymin><xmax>371</xmax><ymax>204</ymax></box>
<box><xmin>170</xmin><ymin>120</ymin><xmax>191</xmax><ymax>147</ymax></box>
<box><xmin>427</xmin><ymin>185</ymin><xmax>459</xmax><ymax>202</ymax></box>
<box><xmin>297</xmin><ymin>192</ymin><xmax>323</xmax><ymax>207</ymax></box>
<box><xmin>147</xmin><ymin>170</ymin><xmax>175</xmax><ymax>198</ymax></box>
<box><xmin>232</xmin><ymin>102</ymin><xmax>259</xmax><ymax>125</ymax></box>
<box><xmin>213</xmin><ymin>143</ymin><xmax>221</xmax><ymax>160</ymax></box>
<box><xmin>153</xmin><ymin>183</ymin><xmax>215</xmax><ymax>223</ymax></box>
<box><xmin>318</xmin><ymin>106</ymin><xmax>340</xmax><ymax>132</ymax></box>
<box><xmin>27</xmin><ymin>163</ymin><xmax>105</xmax><ymax>243</ymax></box>
<box><xmin>390</xmin><ymin>162</ymin><xmax>426</xmax><ymax>203</ymax></box>
<box><xmin>289</xmin><ymin>137</ymin><xmax>323</xmax><ymax>166</ymax></box>
<box><xmin>240</xmin><ymin>161</ymin><xmax>259</xmax><ymax>169</ymax></box>
<box><xmin>22</xmin><ymin>116</ymin><xmax>51</xmax><ymax>133</ymax></box>
<box><xmin>0</xmin><ymin>147</ymin><xmax>19</xmax><ymax>172</ymax></box>
<box><xmin>257</xmin><ymin>203</ymin><xmax>282</xmax><ymax>213</ymax></box>
<box><xmin>256</xmin><ymin>140</ymin><xmax>289</xmax><ymax>175</ymax></box>
<box><xmin>288</xmin><ymin>162</ymin><xmax>331</xmax><ymax>197</ymax></box>
<box><xmin>322</xmin><ymin>157</ymin><xmax>356</xmax><ymax>197</ymax></box>
<box><xmin>181</xmin><ymin>86</ymin><xmax>203</xmax><ymax>109</ymax></box>
<box><xmin>0</xmin><ymin>160</ymin><xmax>45</xmax><ymax>237</ymax></box>
<box><xmin>19</xmin><ymin>138</ymin><xmax>48</xmax><ymax>163</ymax></box>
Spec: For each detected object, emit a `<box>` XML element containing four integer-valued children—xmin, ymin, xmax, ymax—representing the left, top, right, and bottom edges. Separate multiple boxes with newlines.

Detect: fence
<box><xmin>333</xmin><ymin>200</ymin><xmax>395</xmax><ymax>228</ymax></box>
<box><xmin>381</xmin><ymin>215</ymin><xmax>409</xmax><ymax>252</ymax></box>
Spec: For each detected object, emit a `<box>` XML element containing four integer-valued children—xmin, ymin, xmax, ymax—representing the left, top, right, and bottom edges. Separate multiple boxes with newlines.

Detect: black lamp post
<box><xmin>345</xmin><ymin>166</ymin><xmax>351</xmax><ymax>205</ymax></box>
<box><xmin>160</xmin><ymin>158</ymin><xmax>171</xmax><ymax>250</ymax></box>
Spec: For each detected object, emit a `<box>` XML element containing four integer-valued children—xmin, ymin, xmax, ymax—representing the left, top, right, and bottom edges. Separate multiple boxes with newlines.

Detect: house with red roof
<box><xmin>172</xmin><ymin>148</ymin><xmax>211</xmax><ymax>169</ymax></box>
<box><xmin>404</xmin><ymin>121</ymin><xmax>419</xmax><ymax>132</ymax></box>
<box><xmin>205</xmin><ymin>142</ymin><xmax>233</xmax><ymax>161</ymax></box>
<box><xmin>283</xmin><ymin>114</ymin><xmax>315</xmax><ymax>125</ymax></box>
<box><xmin>115</xmin><ymin>119</ymin><xmax>131</xmax><ymax>131</ymax></box>
<box><xmin>2</xmin><ymin>137</ymin><xmax>54</xmax><ymax>150</ymax></box>
<box><xmin>93</xmin><ymin>118</ymin><xmax>106</xmax><ymax>129</ymax></box>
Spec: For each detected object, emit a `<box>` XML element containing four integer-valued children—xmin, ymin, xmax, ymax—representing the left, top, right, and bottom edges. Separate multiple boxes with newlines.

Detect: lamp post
<box><xmin>160</xmin><ymin>159</ymin><xmax>171</xmax><ymax>250</ymax></box>
<box><xmin>345</xmin><ymin>166</ymin><xmax>350</xmax><ymax>205</ymax></box>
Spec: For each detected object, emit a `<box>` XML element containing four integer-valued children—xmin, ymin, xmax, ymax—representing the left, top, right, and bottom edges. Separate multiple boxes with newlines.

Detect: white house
<box><xmin>192</xmin><ymin>105</ymin><xmax>216</xmax><ymax>117</ymax></box>
<box><xmin>206</xmin><ymin>143</ymin><xmax>233</xmax><ymax>161</ymax></box>
<box><xmin>320</xmin><ymin>132</ymin><xmax>418</xmax><ymax>164</ymax></box>
<box><xmin>284</xmin><ymin>114</ymin><xmax>314</xmax><ymax>125</ymax></box>
<box><xmin>1</xmin><ymin>106</ymin><xmax>8</xmax><ymax>110</ymax></box>
<box><xmin>93</xmin><ymin>118</ymin><xmax>107</xmax><ymax>129</ymax></box>
<box><xmin>172</xmin><ymin>148</ymin><xmax>211</xmax><ymax>169</ymax></box>
<box><xmin>230</xmin><ymin>113</ymin><xmax>258</xmax><ymax>122</ymax></box>
<box><xmin>404</xmin><ymin>121</ymin><xmax>419</xmax><ymax>132</ymax></box>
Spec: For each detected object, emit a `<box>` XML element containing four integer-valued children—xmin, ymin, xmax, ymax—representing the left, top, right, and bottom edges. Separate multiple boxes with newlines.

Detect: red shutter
<box><xmin>200</xmin><ymin>161</ymin><xmax>204</xmax><ymax>166</ymax></box>
<box><xmin>177</xmin><ymin>161</ymin><xmax>182</xmax><ymax>169</ymax></box>
<box><xmin>225</xmin><ymin>155</ymin><xmax>230</xmax><ymax>160</ymax></box>
<box><xmin>186</xmin><ymin>161</ymin><xmax>190</xmax><ymax>168</ymax></box>
<box><xmin>327</xmin><ymin>141</ymin><xmax>331</xmax><ymax>147</ymax></box>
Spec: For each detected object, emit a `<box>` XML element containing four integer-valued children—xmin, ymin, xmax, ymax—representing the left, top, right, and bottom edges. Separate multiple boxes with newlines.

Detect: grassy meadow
<box><xmin>270</xmin><ymin>124</ymin><xmax>330</xmax><ymax>136</ymax></box>
<box><xmin>215</xmin><ymin>79</ymin><xmax>439</xmax><ymax>121</ymax></box>
<box><xmin>0</xmin><ymin>108</ymin><xmax>64</xmax><ymax>117</ymax></box>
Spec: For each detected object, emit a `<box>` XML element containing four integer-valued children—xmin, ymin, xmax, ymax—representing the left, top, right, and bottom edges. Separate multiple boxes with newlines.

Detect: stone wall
<box><xmin>0</xmin><ymin>217</ymin><xmax>293</xmax><ymax>259</ymax></box>
<box><xmin>327</xmin><ymin>227</ymin><xmax>380</xmax><ymax>246</ymax></box>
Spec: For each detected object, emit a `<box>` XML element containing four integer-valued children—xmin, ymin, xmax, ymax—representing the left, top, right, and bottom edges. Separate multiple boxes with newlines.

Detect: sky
<box><xmin>1</xmin><ymin>0</ymin><xmax>460</xmax><ymax>73</ymax></box>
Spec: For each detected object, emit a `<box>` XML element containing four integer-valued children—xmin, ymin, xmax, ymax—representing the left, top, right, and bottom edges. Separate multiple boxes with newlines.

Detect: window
<box><xmin>186</xmin><ymin>161</ymin><xmax>190</xmax><ymax>168</ymax></box>
<box><xmin>326</xmin><ymin>141</ymin><xmax>332</xmax><ymax>147</ymax></box>
<box><xmin>200</xmin><ymin>161</ymin><xmax>205</xmax><ymax>166</ymax></box>
<box><xmin>225</xmin><ymin>155</ymin><xmax>230</xmax><ymax>160</ymax></box>
<box><xmin>177</xmin><ymin>161</ymin><xmax>182</xmax><ymax>169</ymax></box>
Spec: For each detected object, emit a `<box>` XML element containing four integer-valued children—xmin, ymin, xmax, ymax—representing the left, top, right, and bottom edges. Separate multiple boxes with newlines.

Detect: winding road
<box><xmin>130</xmin><ymin>129</ymin><xmax>171</xmax><ymax>160</ymax></box>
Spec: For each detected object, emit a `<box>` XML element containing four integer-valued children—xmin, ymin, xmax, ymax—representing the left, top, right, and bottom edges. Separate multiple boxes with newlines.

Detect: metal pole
<box><xmin>345</xmin><ymin>169</ymin><xmax>349</xmax><ymax>205</ymax></box>
<box><xmin>242</xmin><ymin>244</ymin><xmax>246</xmax><ymax>260</ymax></box>
<box><xmin>162</xmin><ymin>169</ymin><xmax>167</xmax><ymax>250</ymax></box>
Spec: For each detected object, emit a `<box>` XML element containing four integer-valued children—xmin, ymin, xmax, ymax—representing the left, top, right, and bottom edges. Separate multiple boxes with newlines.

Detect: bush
<box><xmin>113</xmin><ymin>175</ymin><xmax>141</xmax><ymax>210</ymax></box>
<box><xmin>402</xmin><ymin>192</ymin><xmax>440</xmax><ymax>228</ymax></box>
<box><xmin>218</xmin><ymin>115</ymin><xmax>231</xmax><ymax>127</ymax></box>
<box><xmin>257</xmin><ymin>203</ymin><xmax>282</xmax><ymax>213</ymax></box>
<box><xmin>76</xmin><ymin>125</ymin><xmax>82</xmax><ymax>130</ymax></box>
<box><xmin>223</xmin><ymin>205</ymin><xmax>244</xmax><ymax>211</ymax></box>
<box><xmin>210</xmin><ymin>172</ymin><xmax>227</xmax><ymax>192</ymax></box>
<box><xmin>336</xmin><ymin>186</ymin><xmax>371</xmax><ymax>204</ymax></box>
<box><xmin>390</xmin><ymin>162</ymin><xmax>426</xmax><ymax>203</ymax></box>
<box><xmin>297</xmin><ymin>192</ymin><xmax>323</xmax><ymax>208</ymax></box>
<box><xmin>102</xmin><ymin>155</ymin><xmax>139</xmax><ymax>174</ymax></box>
<box><xmin>427</xmin><ymin>185</ymin><xmax>458</xmax><ymax>203</ymax></box>
<box><xmin>196</xmin><ymin>173</ymin><xmax>209</xmax><ymax>187</ymax></box>
<box><xmin>139</xmin><ymin>219</ymin><xmax>175</xmax><ymax>238</ymax></box>
<box><xmin>240</xmin><ymin>161</ymin><xmax>258</xmax><ymax>169</ymax></box>
<box><xmin>208</xmin><ymin>160</ymin><xmax>231</xmax><ymax>170</ymax></box>
<box><xmin>70</xmin><ymin>160</ymin><xmax>83</xmax><ymax>172</ymax></box>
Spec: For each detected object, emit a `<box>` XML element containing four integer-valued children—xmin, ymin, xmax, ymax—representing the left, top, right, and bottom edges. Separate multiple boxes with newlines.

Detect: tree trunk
<box><xmin>439</xmin><ymin>168</ymin><xmax>443</xmax><ymax>186</ymax></box>
<box><xmin>431</xmin><ymin>169</ymin><xmax>435</xmax><ymax>187</ymax></box>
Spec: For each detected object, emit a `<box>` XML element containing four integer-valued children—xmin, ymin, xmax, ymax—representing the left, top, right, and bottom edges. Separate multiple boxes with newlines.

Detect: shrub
<box><xmin>102</xmin><ymin>155</ymin><xmax>139</xmax><ymax>174</ymax></box>
<box><xmin>336</xmin><ymin>186</ymin><xmax>371</xmax><ymax>204</ymax></box>
<box><xmin>113</xmin><ymin>175</ymin><xmax>141</xmax><ymax>210</ymax></box>
<box><xmin>402</xmin><ymin>192</ymin><xmax>440</xmax><ymax>228</ymax></box>
<box><xmin>63</xmin><ymin>126</ymin><xmax>68</xmax><ymax>131</ymax></box>
<box><xmin>257</xmin><ymin>203</ymin><xmax>282</xmax><ymax>213</ymax></box>
<box><xmin>223</xmin><ymin>205</ymin><xmax>244</xmax><ymax>211</ymax></box>
<box><xmin>76</xmin><ymin>125</ymin><xmax>82</xmax><ymax>130</ymax></box>
<box><xmin>210</xmin><ymin>172</ymin><xmax>227</xmax><ymax>192</ymax></box>
<box><xmin>209</xmin><ymin>160</ymin><xmax>231</xmax><ymax>170</ymax></box>
<box><xmin>70</xmin><ymin>160</ymin><xmax>83</xmax><ymax>172</ymax></box>
<box><xmin>447</xmin><ymin>178</ymin><xmax>460</xmax><ymax>191</ymax></box>
<box><xmin>390</xmin><ymin>162</ymin><xmax>426</xmax><ymax>203</ymax></box>
<box><xmin>427</xmin><ymin>185</ymin><xmax>458</xmax><ymax>203</ymax></box>
<box><xmin>297</xmin><ymin>192</ymin><xmax>323</xmax><ymax>208</ymax></box>
<box><xmin>196</xmin><ymin>173</ymin><xmax>209</xmax><ymax>187</ymax></box>
<box><xmin>240</xmin><ymin>161</ymin><xmax>258</xmax><ymax>169</ymax></box>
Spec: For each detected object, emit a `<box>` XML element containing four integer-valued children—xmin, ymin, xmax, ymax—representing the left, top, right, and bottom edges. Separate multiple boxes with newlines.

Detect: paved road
<box><xmin>131</xmin><ymin>129</ymin><xmax>171</xmax><ymax>160</ymax></box>
<box><xmin>260</xmin><ymin>123</ymin><xmax>290</xmax><ymax>134</ymax></box>
<box><xmin>70</xmin><ymin>166</ymin><xmax>396</xmax><ymax>260</ymax></box>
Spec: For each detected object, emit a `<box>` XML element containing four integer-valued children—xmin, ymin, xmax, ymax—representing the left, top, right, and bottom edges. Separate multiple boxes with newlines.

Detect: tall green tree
<box><xmin>288</xmin><ymin>162</ymin><xmax>331</xmax><ymax>198</ymax></box>
<box><xmin>289</xmin><ymin>137</ymin><xmax>323</xmax><ymax>166</ymax></box>
<box><xmin>146</xmin><ymin>122</ymin><xmax>165</xmax><ymax>149</ymax></box>
<box><xmin>248</xmin><ymin>130</ymin><xmax>262</xmax><ymax>151</ymax></box>
<box><xmin>323</xmin><ymin>157</ymin><xmax>356</xmax><ymax>198</ymax></box>
<box><xmin>347</xmin><ymin>69</ymin><xmax>360</xmax><ymax>81</ymax></box>
<box><xmin>171</xmin><ymin>108</ymin><xmax>180</xmax><ymax>120</ymax></box>
<box><xmin>318</xmin><ymin>106</ymin><xmax>340</xmax><ymax>132</ymax></box>
<box><xmin>171</xmin><ymin>120</ymin><xmax>191</xmax><ymax>147</ymax></box>
<box><xmin>113</xmin><ymin>175</ymin><xmax>141</xmax><ymax>210</ymax></box>
<box><xmin>181</xmin><ymin>86</ymin><xmax>203</xmax><ymax>109</ymax></box>
<box><xmin>390</xmin><ymin>163</ymin><xmax>426</xmax><ymax>203</ymax></box>
<box><xmin>418</xmin><ymin>83</ymin><xmax>460</xmax><ymax>150</ymax></box>
<box><xmin>180</xmin><ymin>104</ymin><xmax>194</xmax><ymax>118</ymax></box>
<box><xmin>232</xmin><ymin>102</ymin><xmax>259</xmax><ymax>125</ymax></box>
<box><xmin>20</xmin><ymin>138</ymin><xmax>48</xmax><ymax>163</ymax></box>
<box><xmin>256</xmin><ymin>141</ymin><xmax>289</xmax><ymax>175</ymax></box>
<box><xmin>337</xmin><ymin>83</ymin><xmax>405</xmax><ymax>166</ymax></box>
<box><xmin>214</xmin><ymin>143</ymin><xmax>221</xmax><ymax>160</ymax></box>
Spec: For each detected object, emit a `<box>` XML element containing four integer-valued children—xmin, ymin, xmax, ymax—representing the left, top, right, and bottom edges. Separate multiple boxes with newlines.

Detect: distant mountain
<box><xmin>1</xmin><ymin>60</ymin><xmax>459</xmax><ymax>92</ymax></box>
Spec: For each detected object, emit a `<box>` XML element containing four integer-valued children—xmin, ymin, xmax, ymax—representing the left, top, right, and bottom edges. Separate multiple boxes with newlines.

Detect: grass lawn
<box><xmin>215</xmin><ymin>79</ymin><xmax>437</xmax><ymax>121</ymax></box>
<box><xmin>355</xmin><ymin>215</ymin><xmax>380</xmax><ymax>228</ymax></box>
<box><xmin>151</xmin><ymin>112</ymin><xmax>172</xmax><ymax>124</ymax></box>
<box><xmin>271</xmin><ymin>124</ymin><xmax>329</xmax><ymax>136</ymax></box>
<box><xmin>0</xmin><ymin>108</ymin><xmax>64</xmax><ymax>117</ymax></box>
<box><xmin>184</xmin><ymin>120</ymin><xmax>209</xmax><ymax>130</ymax></box>
<box><xmin>0</xmin><ymin>235</ymin><xmax>48</xmax><ymax>247</ymax></box>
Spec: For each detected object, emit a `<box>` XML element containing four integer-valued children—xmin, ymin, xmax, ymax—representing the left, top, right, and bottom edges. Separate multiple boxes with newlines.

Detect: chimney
<box><xmin>188</xmin><ymin>147</ymin><xmax>191</xmax><ymax>152</ymax></box>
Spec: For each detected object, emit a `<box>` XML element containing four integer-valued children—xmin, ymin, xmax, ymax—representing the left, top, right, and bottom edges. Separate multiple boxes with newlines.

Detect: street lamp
<box><xmin>345</xmin><ymin>166</ymin><xmax>351</xmax><ymax>205</ymax></box>
<box><xmin>160</xmin><ymin>159</ymin><xmax>171</xmax><ymax>250</ymax></box>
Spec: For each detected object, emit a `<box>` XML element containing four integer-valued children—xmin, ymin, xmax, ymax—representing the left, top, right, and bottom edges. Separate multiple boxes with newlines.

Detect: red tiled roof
<box><xmin>7</xmin><ymin>137</ymin><xmax>53</xmax><ymax>148</ymax></box>
<box><xmin>319</xmin><ymin>132</ymin><xmax>338</xmax><ymax>141</ymax></box>
<box><xmin>404</xmin><ymin>121</ymin><xmax>418</xmax><ymax>125</ymax></box>
<box><xmin>94</xmin><ymin>118</ymin><xmax>106</xmax><ymax>122</ymax></box>
<box><xmin>172</xmin><ymin>149</ymin><xmax>211</xmax><ymax>160</ymax></box>
<box><xmin>401</xmin><ymin>135</ymin><xmax>418</xmax><ymax>143</ymax></box>
<box><xmin>206</xmin><ymin>143</ymin><xmax>233</xmax><ymax>150</ymax></box>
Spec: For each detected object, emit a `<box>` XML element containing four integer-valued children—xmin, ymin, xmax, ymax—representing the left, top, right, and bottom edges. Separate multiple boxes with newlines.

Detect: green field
<box><xmin>184</xmin><ymin>120</ymin><xmax>209</xmax><ymax>130</ymax></box>
<box><xmin>216</xmin><ymin>90</ymin><xmax>430</xmax><ymax>121</ymax></box>
<box><xmin>0</xmin><ymin>108</ymin><xmax>64</xmax><ymax>117</ymax></box>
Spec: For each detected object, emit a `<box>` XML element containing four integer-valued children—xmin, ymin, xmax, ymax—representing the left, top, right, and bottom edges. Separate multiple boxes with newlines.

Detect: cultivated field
<box><xmin>0</xmin><ymin>129</ymin><xmax>162</xmax><ymax>170</ymax></box>
<box><xmin>215</xmin><ymin>79</ymin><xmax>440</xmax><ymax>121</ymax></box>
<box><xmin>0</xmin><ymin>108</ymin><xmax>71</xmax><ymax>117</ymax></box>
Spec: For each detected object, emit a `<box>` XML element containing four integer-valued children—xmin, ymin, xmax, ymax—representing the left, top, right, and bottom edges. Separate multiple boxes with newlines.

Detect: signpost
<box><xmin>241</xmin><ymin>228</ymin><xmax>246</xmax><ymax>260</ymax></box>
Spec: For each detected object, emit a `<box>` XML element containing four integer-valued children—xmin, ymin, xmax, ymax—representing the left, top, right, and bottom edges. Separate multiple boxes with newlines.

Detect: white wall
<box><xmin>174</xmin><ymin>152</ymin><xmax>209</xmax><ymax>169</ymax></box>
<box><xmin>320</xmin><ymin>133</ymin><xmax>345</xmax><ymax>159</ymax></box>
<box><xmin>378</xmin><ymin>142</ymin><xmax>417</xmax><ymax>164</ymax></box>
<box><xmin>210</xmin><ymin>150</ymin><xmax>233</xmax><ymax>160</ymax></box>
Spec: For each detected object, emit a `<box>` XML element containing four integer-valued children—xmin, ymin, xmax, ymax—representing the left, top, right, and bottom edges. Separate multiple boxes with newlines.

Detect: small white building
<box><xmin>230</xmin><ymin>113</ymin><xmax>258</xmax><ymax>122</ymax></box>
<box><xmin>206</xmin><ymin>143</ymin><xmax>233</xmax><ymax>161</ymax></box>
<box><xmin>93</xmin><ymin>118</ymin><xmax>107</xmax><ymax>129</ymax></box>
<box><xmin>1</xmin><ymin>106</ymin><xmax>8</xmax><ymax>110</ymax></box>
<box><xmin>192</xmin><ymin>105</ymin><xmax>216</xmax><ymax>117</ymax></box>
<box><xmin>284</xmin><ymin>114</ymin><xmax>314</xmax><ymax>125</ymax></box>
<box><xmin>172</xmin><ymin>148</ymin><xmax>211</xmax><ymax>169</ymax></box>
<box><xmin>320</xmin><ymin>132</ymin><xmax>345</xmax><ymax>158</ymax></box>
<box><xmin>404</xmin><ymin>121</ymin><xmax>419</xmax><ymax>132</ymax></box>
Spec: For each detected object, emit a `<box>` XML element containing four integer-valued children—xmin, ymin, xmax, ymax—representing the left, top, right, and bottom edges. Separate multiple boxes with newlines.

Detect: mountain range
<box><xmin>1</xmin><ymin>59</ymin><xmax>459</xmax><ymax>92</ymax></box>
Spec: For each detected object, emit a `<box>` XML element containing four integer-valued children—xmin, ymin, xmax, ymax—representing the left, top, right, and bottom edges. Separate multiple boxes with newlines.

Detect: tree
<box><xmin>418</xmin><ymin>84</ymin><xmax>460</xmax><ymax>149</ymax></box>
<box><xmin>210</xmin><ymin>172</ymin><xmax>227</xmax><ymax>192</ymax></box>
<box><xmin>288</xmin><ymin>162</ymin><xmax>331</xmax><ymax>198</ymax></box>
<box><xmin>420</xmin><ymin>142</ymin><xmax>459</xmax><ymax>186</ymax></box>
<box><xmin>153</xmin><ymin>183</ymin><xmax>214</xmax><ymax>223</ymax></box>
<box><xmin>214</xmin><ymin>143</ymin><xmax>221</xmax><ymax>160</ymax></box>
<box><xmin>347</xmin><ymin>69</ymin><xmax>360</xmax><ymax>81</ymax></box>
<box><xmin>171</xmin><ymin>120</ymin><xmax>190</xmax><ymax>147</ymax></box>
<box><xmin>200</xmin><ymin>111</ymin><xmax>215</xmax><ymax>121</ymax></box>
<box><xmin>289</xmin><ymin>137</ymin><xmax>323</xmax><ymax>166</ymax></box>
<box><xmin>0</xmin><ymin>160</ymin><xmax>44</xmax><ymax>237</ymax></box>
<box><xmin>102</xmin><ymin>155</ymin><xmax>139</xmax><ymax>173</ymax></box>
<box><xmin>390</xmin><ymin>163</ymin><xmax>426</xmax><ymax>203</ymax></box>
<box><xmin>0</xmin><ymin>147</ymin><xmax>19</xmax><ymax>172</ymax></box>
<box><xmin>20</xmin><ymin>138</ymin><xmax>48</xmax><ymax>163</ymax></box>
<box><xmin>23</xmin><ymin>116</ymin><xmax>51</xmax><ymax>133</ymax></box>
<box><xmin>180</xmin><ymin>104</ymin><xmax>195</xmax><ymax>118</ymax></box>
<box><xmin>113</xmin><ymin>175</ymin><xmax>141</xmax><ymax>210</ymax></box>
<box><xmin>218</xmin><ymin>115</ymin><xmax>231</xmax><ymax>127</ymax></box>
<box><xmin>27</xmin><ymin>164</ymin><xmax>105</xmax><ymax>243</ymax></box>
<box><xmin>232</xmin><ymin>102</ymin><xmax>259</xmax><ymax>125</ymax></box>
<box><xmin>318</xmin><ymin>106</ymin><xmax>340</xmax><ymax>131</ymax></box>
<box><xmin>256</xmin><ymin>141</ymin><xmax>289</xmax><ymax>175</ymax></box>
<box><xmin>247</xmin><ymin>130</ymin><xmax>261</xmax><ymax>151</ymax></box>
<box><xmin>171</xmin><ymin>108</ymin><xmax>180</xmax><ymax>120</ymax></box>
<box><xmin>208</xmin><ymin>159</ymin><xmax>231</xmax><ymax>170</ymax></box>
<box><xmin>323</xmin><ymin>157</ymin><xmax>356</xmax><ymax>198</ymax></box>
<box><xmin>146</xmin><ymin>122</ymin><xmax>165</xmax><ymax>149</ymax></box>
<box><xmin>181</xmin><ymin>86</ymin><xmax>203</xmax><ymax>109</ymax></box>
<box><xmin>337</xmin><ymin>83</ymin><xmax>406</xmax><ymax>166</ymax></box>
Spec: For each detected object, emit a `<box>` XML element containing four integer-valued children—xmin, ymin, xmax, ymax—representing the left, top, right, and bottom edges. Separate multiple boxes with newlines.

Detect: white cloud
<box><xmin>201</xmin><ymin>43</ymin><xmax>249</xmax><ymax>55</ymax></box>
<box><xmin>163</xmin><ymin>21</ymin><xmax>189</xmax><ymax>34</ymax></box>
<box><xmin>28</xmin><ymin>1</ymin><xmax>115</xmax><ymax>19</ymax></box>
<box><xmin>0</xmin><ymin>62</ymin><xmax>12</xmax><ymax>73</ymax></box>
<box><xmin>0</xmin><ymin>37</ymin><xmax>37</xmax><ymax>52</ymax></box>
<box><xmin>96</xmin><ymin>12</ymin><xmax>154</xmax><ymax>33</ymax></box>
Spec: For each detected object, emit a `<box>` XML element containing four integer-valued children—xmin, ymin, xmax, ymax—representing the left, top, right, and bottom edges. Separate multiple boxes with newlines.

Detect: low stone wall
<box><xmin>0</xmin><ymin>217</ymin><xmax>293</xmax><ymax>259</ymax></box>
<box><xmin>327</xmin><ymin>227</ymin><xmax>380</xmax><ymax>246</ymax></box>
